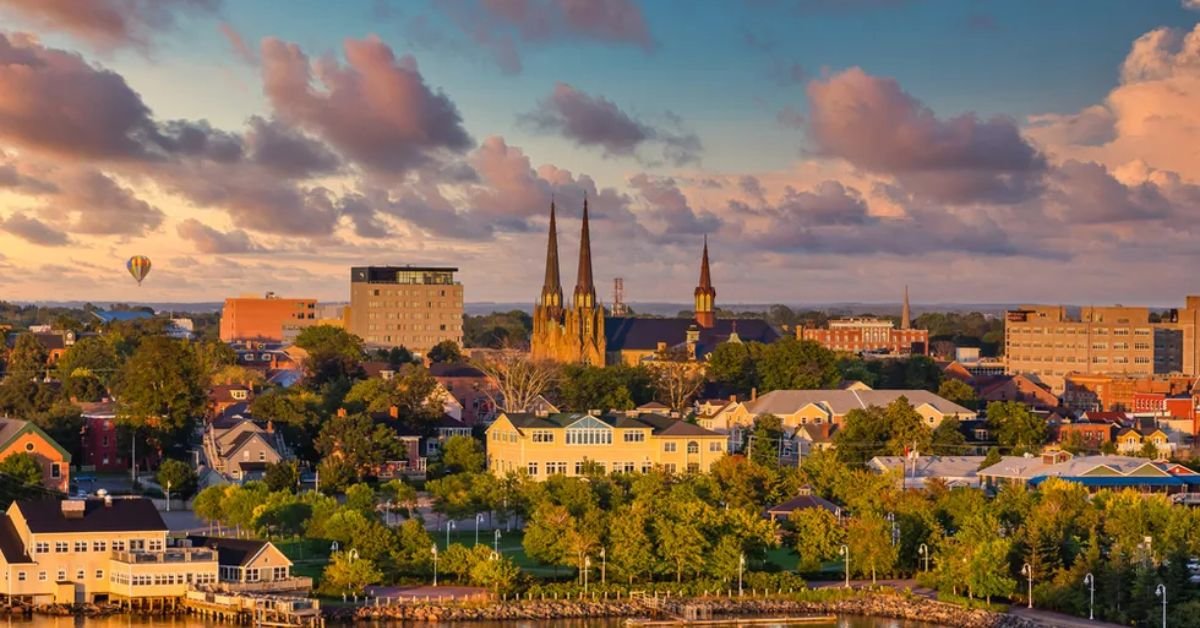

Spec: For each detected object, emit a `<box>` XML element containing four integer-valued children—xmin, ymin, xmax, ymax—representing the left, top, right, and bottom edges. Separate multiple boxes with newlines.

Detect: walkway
<box><xmin>1009</xmin><ymin>607</ymin><xmax>1127</xmax><ymax>628</ymax></box>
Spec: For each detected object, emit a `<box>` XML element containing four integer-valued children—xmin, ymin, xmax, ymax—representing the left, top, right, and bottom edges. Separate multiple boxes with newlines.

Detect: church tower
<box><xmin>539</xmin><ymin>201</ymin><xmax>563</xmax><ymax>317</ymax></box>
<box><xmin>901</xmin><ymin>285</ymin><xmax>911</xmax><ymax>330</ymax></box>
<box><xmin>694</xmin><ymin>235</ymin><xmax>716</xmax><ymax>328</ymax></box>
<box><xmin>531</xmin><ymin>198</ymin><xmax>605</xmax><ymax>364</ymax></box>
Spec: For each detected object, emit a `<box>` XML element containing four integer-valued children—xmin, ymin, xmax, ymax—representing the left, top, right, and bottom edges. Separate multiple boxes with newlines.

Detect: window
<box><xmin>641</xmin><ymin>461</ymin><xmax>654</xmax><ymax>473</ymax></box>
<box><xmin>566</xmin><ymin>425</ymin><xmax>612</xmax><ymax>445</ymax></box>
<box><xmin>34</xmin><ymin>542</ymin><xmax>47</xmax><ymax>554</ymax></box>
<box><xmin>546</xmin><ymin>462</ymin><xmax>567</xmax><ymax>475</ymax></box>
<box><xmin>57</xmin><ymin>570</ymin><xmax>65</xmax><ymax>581</ymax></box>
<box><xmin>74</xmin><ymin>541</ymin><xmax>87</xmax><ymax>552</ymax></box>
<box><xmin>531</xmin><ymin>430</ymin><xmax>554</xmax><ymax>443</ymax></box>
<box><xmin>76</xmin><ymin>569</ymin><xmax>85</xmax><ymax>581</ymax></box>
<box><xmin>148</xmin><ymin>539</ymin><xmax>163</xmax><ymax>551</ymax></box>
<box><xmin>17</xmin><ymin>572</ymin><xmax>25</xmax><ymax>582</ymax></box>
<box><xmin>112</xmin><ymin>540</ymin><xmax>126</xmax><ymax>552</ymax></box>
<box><xmin>664</xmin><ymin>463</ymin><xmax>677</xmax><ymax>474</ymax></box>
<box><xmin>93</xmin><ymin>541</ymin><xmax>106</xmax><ymax>552</ymax></box>
<box><xmin>130</xmin><ymin>539</ymin><xmax>145</xmax><ymax>551</ymax></box>
<box><xmin>55</xmin><ymin>542</ymin><xmax>68</xmax><ymax>553</ymax></box>
<box><xmin>527</xmin><ymin>462</ymin><xmax>538</xmax><ymax>476</ymax></box>
<box><xmin>687</xmin><ymin>463</ymin><xmax>700</xmax><ymax>473</ymax></box>
<box><xmin>663</xmin><ymin>442</ymin><xmax>677</xmax><ymax>453</ymax></box>
<box><xmin>24</xmin><ymin>443</ymin><xmax>33</xmax><ymax>452</ymax></box>
<box><xmin>38</xmin><ymin>572</ymin><xmax>46</xmax><ymax>581</ymax></box>
<box><xmin>709</xmin><ymin>442</ymin><xmax>722</xmax><ymax>452</ymax></box>
<box><xmin>686</xmin><ymin>441</ymin><xmax>699</xmax><ymax>454</ymax></box>
<box><xmin>95</xmin><ymin>570</ymin><xmax>104</xmax><ymax>580</ymax></box>
<box><xmin>623</xmin><ymin>431</ymin><xmax>645</xmax><ymax>442</ymax></box>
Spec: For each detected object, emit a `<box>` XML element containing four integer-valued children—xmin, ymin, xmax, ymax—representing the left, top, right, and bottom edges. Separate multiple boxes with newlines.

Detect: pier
<box><xmin>180</xmin><ymin>590</ymin><xmax>323</xmax><ymax>626</ymax></box>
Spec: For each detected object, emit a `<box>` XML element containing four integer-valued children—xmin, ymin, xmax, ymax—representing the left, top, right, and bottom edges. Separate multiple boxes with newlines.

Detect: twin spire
<box><xmin>540</xmin><ymin>196</ymin><xmax>594</xmax><ymax>310</ymax></box>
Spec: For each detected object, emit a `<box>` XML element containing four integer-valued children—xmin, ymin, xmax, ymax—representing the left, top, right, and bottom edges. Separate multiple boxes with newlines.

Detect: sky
<box><xmin>2</xmin><ymin>0</ymin><xmax>1200</xmax><ymax>307</ymax></box>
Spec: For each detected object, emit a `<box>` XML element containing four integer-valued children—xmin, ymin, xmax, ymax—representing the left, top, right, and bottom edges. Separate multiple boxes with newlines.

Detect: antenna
<box><xmin>612</xmin><ymin>277</ymin><xmax>628</xmax><ymax>316</ymax></box>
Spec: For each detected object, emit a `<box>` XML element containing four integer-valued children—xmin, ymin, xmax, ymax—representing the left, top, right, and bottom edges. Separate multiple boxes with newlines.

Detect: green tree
<box><xmin>523</xmin><ymin>502</ymin><xmax>574</xmax><ymax>570</ymax></box>
<box><xmin>6</xmin><ymin>333</ymin><xmax>48</xmax><ymax>380</ymax></box>
<box><xmin>790</xmin><ymin>507</ymin><xmax>844</xmax><ymax>572</ymax></box>
<box><xmin>427</xmin><ymin>340</ymin><xmax>464</xmax><ymax>364</ymax></box>
<box><xmin>706</xmin><ymin>342</ymin><xmax>759</xmax><ymax>395</ymax></box>
<box><xmin>1140</xmin><ymin>440</ymin><xmax>1161</xmax><ymax>459</ymax></box>
<box><xmin>937</xmin><ymin>379</ymin><xmax>977</xmax><ymax>409</ymax></box>
<box><xmin>113</xmin><ymin>337</ymin><xmax>206</xmax><ymax>453</ymax></box>
<box><xmin>193</xmin><ymin>485</ymin><xmax>226</xmax><ymax>524</ymax></box>
<box><xmin>55</xmin><ymin>336</ymin><xmax>119</xmax><ymax>386</ymax></box>
<box><xmin>0</xmin><ymin>452</ymin><xmax>43</xmax><ymax>486</ymax></box>
<box><xmin>469</xmin><ymin>549</ymin><xmax>521</xmax><ymax>593</ymax></box>
<box><xmin>321</xmin><ymin>551</ymin><xmax>383</xmax><ymax>594</ymax></box>
<box><xmin>967</xmin><ymin>537</ymin><xmax>1015</xmax><ymax>603</ymax></box>
<box><xmin>834</xmin><ymin>406</ymin><xmax>890</xmax><ymax>465</ymax></box>
<box><xmin>556</xmin><ymin>365</ymin><xmax>654</xmax><ymax>411</ymax></box>
<box><xmin>440</xmin><ymin>435</ymin><xmax>485</xmax><ymax>474</ymax></box>
<box><xmin>847</xmin><ymin>513</ymin><xmax>897</xmax><ymax>583</ymax></box>
<box><xmin>314</xmin><ymin>413</ymin><xmax>403</xmax><ymax>480</ymax></box>
<box><xmin>748</xmin><ymin>414</ymin><xmax>784</xmax><ymax>468</ymax></box>
<box><xmin>931</xmin><ymin>417</ymin><xmax>968</xmax><ymax>455</ymax></box>
<box><xmin>987</xmin><ymin>401</ymin><xmax>1046</xmax><ymax>453</ymax></box>
<box><xmin>344</xmin><ymin>483</ymin><xmax>378</xmax><ymax>515</ymax></box>
<box><xmin>758</xmin><ymin>338</ymin><xmax>839</xmax><ymax>392</ymax></box>
<box><xmin>979</xmin><ymin>446</ymin><xmax>1002</xmax><ymax>470</ymax></box>
<box><xmin>316</xmin><ymin>457</ymin><xmax>357</xmax><ymax>495</ymax></box>
<box><xmin>653</xmin><ymin>497</ymin><xmax>709</xmax><ymax>582</ymax></box>
<box><xmin>608</xmin><ymin>503</ymin><xmax>656</xmax><ymax>583</ymax></box>
<box><xmin>391</xmin><ymin>518</ymin><xmax>434</xmax><ymax>574</ymax></box>
<box><xmin>295</xmin><ymin>325</ymin><xmax>365</xmax><ymax>387</ymax></box>
<box><xmin>155</xmin><ymin>458</ymin><xmax>198</xmax><ymax>499</ymax></box>
<box><xmin>263</xmin><ymin>460</ymin><xmax>301</xmax><ymax>492</ymax></box>
<box><xmin>882</xmin><ymin>397</ymin><xmax>933</xmax><ymax>455</ymax></box>
<box><xmin>253</xmin><ymin>500</ymin><xmax>312</xmax><ymax>538</ymax></box>
<box><xmin>251</xmin><ymin>389</ymin><xmax>324</xmax><ymax>461</ymax></box>
<box><xmin>343</xmin><ymin>364</ymin><xmax>443</xmax><ymax>429</ymax></box>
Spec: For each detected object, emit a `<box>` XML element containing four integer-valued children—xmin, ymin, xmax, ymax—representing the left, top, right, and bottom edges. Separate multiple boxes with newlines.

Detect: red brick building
<box><xmin>799</xmin><ymin>318</ymin><xmax>929</xmax><ymax>356</ymax></box>
<box><xmin>78</xmin><ymin>401</ymin><xmax>124</xmax><ymax>472</ymax></box>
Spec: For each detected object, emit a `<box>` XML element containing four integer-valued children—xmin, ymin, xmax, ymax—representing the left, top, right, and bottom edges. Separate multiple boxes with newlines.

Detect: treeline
<box><xmin>0</xmin><ymin>301</ymin><xmax>222</xmax><ymax>340</ymax></box>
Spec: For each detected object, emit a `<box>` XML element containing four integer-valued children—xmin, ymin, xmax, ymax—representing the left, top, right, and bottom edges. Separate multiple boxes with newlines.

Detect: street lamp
<box><xmin>738</xmin><ymin>553</ymin><xmax>746</xmax><ymax>596</ymax></box>
<box><xmin>1020</xmin><ymin>563</ymin><xmax>1033</xmax><ymax>609</ymax></box>
<box><xmin>583</xmin><ymin>556</ymin><xmax>591</xmax><ymax>594</ymax></box>
<box><xmin>838</xmin><ymin>545</ymin><xmax>850</xmax><ymax>588</ymax></box>
<box><xmin>886</xmin><ymin>512</ymin><xmax>897</xmax><ymax>546</ymax></box>
<box><xmin>1155</xmin><ymin>584</ymin><xmax>1167</xmax><ymax>628</ymax></box>
<box><xmin>494</xmin><ymin>529</ymin><xmax>502</xmax><ymax>554</ymax></box>
<box><xmin>918</xmin><ymin>543</ymin><xmax>929</xmax><ymax>572</ymax></box>
<box><xmin>166</xmin><ymin>481</ymin><xmax>172</xmax><ymax>512</ymax></box>
<box><xmin>1083</xmin><ymin>572</ymin><xmax>1095</xmax><ymax>620</ymax></box>
<box><xmin>600</xmin><ymin>547</ymin><xmax>607</xmax><ymax>584</ymax></box>
<box><xmin>348</xmin><ymin>549</ymin><xmax>359</xmax><ymax>562</ymax></box>
<box><xmin>445</xmin><ymin>520</ymin><xmax>456</xmax><ymax>548</ymax></box>
<box><xmin>431</xmin><ymin>545</ymin><xmax>439</xmax><ymax>587</ymax></box>
<box><xmin>475</xmin><ymin>513</ymin><xmax>485</xmax><ymax>546</ymax></box>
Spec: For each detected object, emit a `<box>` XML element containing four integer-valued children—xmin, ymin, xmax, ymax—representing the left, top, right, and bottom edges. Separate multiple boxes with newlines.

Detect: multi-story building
<box><xmin>0</xmin><ymin>497</ymin><xmax>218</xmax><ymax>604</ymax></box>
<box><xmin>78</xmin><ymin>401</ymin><xmax>123</xmax><ymax>473</ymax></box>
<box><xmin>484</xmin><ymin>411</ymin><xmax>726</xmax><ymax>479</ymax></box>
<box><xmin>799</xmin><ymin>318</ymin><xmax>929</xmax><ymax>356</ymax></box>
<box><xmin>1062</xmin><ymin>372</ymin><xmax>1195</xmax><ymax>414</ymax></box>
<box><xmin>219</xmin><ymin>293</ymin><xmax>318</xmax><ymax>343</ymax></box>
<box><xmin>0</xmin><ymin>418</ymin><xmax>71</xmax><ymax>493</ymax></box>
<box><xmin>347</xmin><ymin>266</ymin><xmax>463</xmax><ymax>354</ymax></box>
<box><xmin>702</xmin><ymin>388</ymin><xmax>976</xmax><ymax>433</ymax></box>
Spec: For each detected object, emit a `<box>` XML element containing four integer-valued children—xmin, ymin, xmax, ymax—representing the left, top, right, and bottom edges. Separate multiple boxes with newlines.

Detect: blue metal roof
<box><xmin>91</xmin><ymin>310</ymin><xmax>154</xmax><ymax>323</ymax></box>
<box><xmin>1028</xmin><ymin>475</ymin><xmax>1193</xmax><ymax>488</ymax></box>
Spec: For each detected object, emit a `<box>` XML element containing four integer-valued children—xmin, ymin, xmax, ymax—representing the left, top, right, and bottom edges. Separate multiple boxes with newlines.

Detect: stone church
<box><xmin>530</xmin><ymin>199</ymin><xmax>779</xmax><ymax>366</ymax></box>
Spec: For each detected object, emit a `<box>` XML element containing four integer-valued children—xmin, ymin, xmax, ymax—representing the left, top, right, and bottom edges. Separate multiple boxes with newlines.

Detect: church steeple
<box><xmin>573</xmin><ymin>196</ymin><xmax>596</xmax><ymax>309</ymax></box>
<box><xmin>539</xmin><ymin>200</ymin><xmax>563</xmax><ymax>313</ymax></box>
<box><xmin>694</xmin><ymin>235</ymin><xmax>716</xmax><ymax>328</ymax></box>
<box><xmin>901</xmin><ymin>285</ymin><xmax>911</xmax><ymax>330</ymax></box>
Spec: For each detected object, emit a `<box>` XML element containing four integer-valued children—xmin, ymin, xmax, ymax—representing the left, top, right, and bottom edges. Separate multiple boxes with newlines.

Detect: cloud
<box><xmin>806</xmin><ymin>67</ymin><xmax>1046</xmax><ymax>203</ymax></box>
<box><xmin>260</xmin><ymin>35</ymin><xmax>473</xmax><ymax>176</ymax></box>
<box><xmin>1187</xmin><ymin>0</ymin><xmax>1200</xmax><ymax>10</ymax></box>
<box><xmin>0</xmin><ymin>153</ymin><xmax>57</xmax><ymax>194</ymax></box>
<box><xmin>522</xmin><ymin>82</ymin><xmax>702</xmax><ymax>165</ymax></box>
<box><xmin>176</xmin><ymin>218</ymin><xmax>263</xmax><ymax>253</ymax></box>
<box><xmin>0</xmin><ymin>212</ymin><xmax>70</xmax><ymax>246</ymax></box>
<box><xmin>629</xmin><ymin>173</ymin><xmax>721</xmax><ymax>235</ymax></box>
<box><xmin>434</xmin><ymin>0</ymin><xmax>654</xmax><ymax>73</ymax></box>
<box><xmin>39</xmin><ymin>169</ymin><xmax>165</xmax><ymax>236</ymax></box>
<box><xmin>244</xmin><ymin>116</ymin><xmax>342</xmax><ymax>178</ymax></box>
<box><xmin>0</xmin><ymin>0</ymin><xmax>221</xmax><ymax>51</ymax></box>
<box><xmin>219</xmin><ymin>21</ymin><xmax>258</xmax><ymax>65</ymax></box>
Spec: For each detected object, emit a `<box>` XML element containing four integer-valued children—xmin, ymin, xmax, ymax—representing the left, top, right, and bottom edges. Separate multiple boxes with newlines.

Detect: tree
<box><xmin>55</xmin><ymin>336</ymin><xmax>119</xmax><ymax>387</ymax></box>
<box><xmin>932</xmin><ymin>417</ymin><xmax>968</xmax><ymax>455</ymax></box>
<box><xmin>343</xmin><ymin>365</ymin><xmax>443</xmax><ymax>429</ymax></box>
<box><xmin>937</xmin><ymin>379</ymin><xmax>977</xmax><ymax>409</ymax></box>
<box><xmin>0</xmin><ymin>453</ymin><xmax>43</xmax><ymax>486</ymax></box>
<box><xmin>707</xmin><ymin>342</ymin><xmax>758</xmax><ymax>395</ymax></box>
<box><xmin>193</xmin><ymin>485</ymin><xmax>226</xmax><ymax>524</ymax></box>
<box><xmin>557</xmin><ymin>365</ymin><xmax>654</xmax><ymax>411</ymax></box>
<box><xmin>155</xmin><ymin>458</ymin><xmax>198</xmax><ymax>500</ymax></box>
<box><xmin>834</xmin><ymin>406</ymin><xmax>890</xmax><ymax>465</ymax></box>
<box><xmin>473</xmin><ymin>347</ymin><xmax>558</xmax><ymax>413</ymax></box>
<box><xmin>321</xmin><ymin>551</ymin><xmax>383</xmax><ymax>595</ymax></box>
<box><xmin>263</xmin><ymin>460</ymin><xmax>301</xmax><ymax>492</ymax></box>
<box><xmin>748</xmin><ymin>414</ymin><xmax>784</xmax><ymax>468</ymax></box>
<box><xmin>427</xmin><ymin>340</ymin><xmax>464</xmax><ymax>364</ymax></box>
<box><xmin>251</xmin><ymin>389</ymin><xmax>324</xmax><ymax>460</ymax></box>
<box><xmin>209</xmin><ymin>364</ymin><xmax>265</xmax><ymax>387</ymax></box>
<box><xmin>113</xmin><ymin>337</ymin><xmax>206</xmax><ymax>452</ymax></box>
<box><xmin>648</xmin><ymin>348</ymin><xmax>706</xmax><ymax>413</ymax></box>
<box><xmin>967</xmin><ymin>537</ymin><xmax>1015</xmax><ymax>603</ymax></box>
<box><xmin>882</xmin><ymin>397</ymin><xmax>933</xmax><ymax>456</ymax></box>
<box><xmin>979</xmin><ymin>446</ymin><xmax>1002</xmax><ymax>470</ymax></box>
<box><xmin>758</xmin><ymin>338</ymin><xmax>840</xmax><ymax>392</ymax></box>
<box><xmin>294</xmin><ymin>325</ymin><xmax>365</xmax><ymax>387</ymax></box>
<box><xmin>316</xmin><ymin>457</ymin><xmax>357</xmax><ymax>495</ymax></box>
<box><xmin>654</xmin><ymin>497</ymin><xmax>709</xmax><ymax>582</ymax></box>
<box><xmin>608</xmin><ymin>503</ymin><xmax>656</xmax><ymax>583</ymax></box>
<box><xmin>314</xmin><ymin>413</ymin><xmax>404</xmax><ymax>480</ymax></box>
<box><xmin>469</xmin><ymin>549</ymin><xmax>520</xmax><ymax>593</ymax></box>
<box><xmin>847</xmin><ymin>513</ymin><xmax>898</xmax><ymax>583</ymax></box>
<box><xmin>441</xmin><ymin>435</ymin><xmax>485</xmax><ymax>474</ymax></box>
<box><xmin>987</xmin><ymin>401</ymin><xmax>1047</xmax><ymax>453</ymax></box>
<box><xmin>6</xmin><ymin>333</ymin><xmax>48</xmax><ymax>381</ymax></box>
<box><xmin>1140</xmin><ymin>440</ymin><xmax>1161</xmax><ymax>460</ymax></box>
<box><xmin>790</xmin><ymin>507</ymin><xmax>844</xmax><ymax>572</ymax></box>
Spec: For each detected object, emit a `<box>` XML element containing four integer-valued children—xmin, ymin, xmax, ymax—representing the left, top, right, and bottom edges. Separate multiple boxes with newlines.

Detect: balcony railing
<box><xmin>111</xmin><ymin>549</ymin><xmax>217</xmax><ymax>564</ymax></box>
<box><xmin>214</xmin><ymin>577</ymin><xmax>313</xmax><ymax>594</ymax></box>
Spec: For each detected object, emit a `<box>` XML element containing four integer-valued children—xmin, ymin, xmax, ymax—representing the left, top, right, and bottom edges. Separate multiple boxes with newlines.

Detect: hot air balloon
<box><xmin>126</xmin><ymin>255</ymin><xmax>152</xmax><ymax>286</ymax></box>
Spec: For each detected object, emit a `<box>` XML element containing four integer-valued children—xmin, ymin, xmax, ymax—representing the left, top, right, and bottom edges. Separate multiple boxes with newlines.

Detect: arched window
<box><xmin>687</xmin><ymin>441</ymin><xmax>699</xmax><ymax>454</ymax></box>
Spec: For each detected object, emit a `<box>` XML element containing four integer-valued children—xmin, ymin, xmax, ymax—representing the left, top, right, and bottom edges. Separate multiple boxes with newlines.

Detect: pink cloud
<box><xmin>176</xmin><ymin>218</ymin><xmax>262</xmax><ymax>253</ymax></box>
<box><xmin>0</xmin><ymin>0</ymin><xmax>220</xmax><ymax>51</ymax></box>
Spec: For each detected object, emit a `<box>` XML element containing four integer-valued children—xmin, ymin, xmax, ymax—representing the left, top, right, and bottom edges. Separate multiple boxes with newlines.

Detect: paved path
<box><xmin>1009</xmin><ymin>607</ymin><xmax>1127</xmax><ymax>628</ymax></box>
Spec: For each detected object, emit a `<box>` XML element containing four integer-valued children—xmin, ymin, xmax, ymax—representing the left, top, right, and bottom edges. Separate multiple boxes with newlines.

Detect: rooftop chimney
<box><xmin>336</xmin><ymin>407</ymin><xmax>347</xmax><ymax>418</ymax></box>
<box><xmin>60</xmin><ymin>500</ymin><xmax>86</xmax><ymax>519</ymax></box>
<box><xmin>389</xmin><ymin>405</ymin><xmax>399</xmax><ymax>419</ymax></box>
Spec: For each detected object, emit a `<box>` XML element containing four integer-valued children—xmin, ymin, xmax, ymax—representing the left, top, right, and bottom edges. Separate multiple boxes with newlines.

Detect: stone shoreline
<box><xmin>327</xmin><ymin>593</ymin><xmax>1047</xmax><ymax>627</ymax></box>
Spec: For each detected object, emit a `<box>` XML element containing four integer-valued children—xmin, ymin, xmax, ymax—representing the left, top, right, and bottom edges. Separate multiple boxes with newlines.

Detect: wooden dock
<box><xmin>626</xmin><ymin>615</ymin><xmax>837</xmax><ymax>626</ymax></box>
<box><xmin>181</xmin><ymin>590</ymin><xmax>323</xmax><ymax>626</ymax></box>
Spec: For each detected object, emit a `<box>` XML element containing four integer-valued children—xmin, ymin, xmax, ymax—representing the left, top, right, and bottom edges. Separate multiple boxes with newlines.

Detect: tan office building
<box><xmin>219</xmin><ymin>293</ymin><xmax>317</xmax><ymax>343</ymax></box>
<box><xmin>485</xmin><ymin>411</ymin><xmax>726</xmax><ymax>479</ymax></box>
<box><xmin>347</xmin><ymin>266</ymin><xmax>463</xmax><ymax>354</ymax></box>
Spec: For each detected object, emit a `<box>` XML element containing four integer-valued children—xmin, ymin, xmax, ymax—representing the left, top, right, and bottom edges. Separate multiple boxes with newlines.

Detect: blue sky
<box><xmin>1</xmin><ymin>1</ymin><xmax>1200</xmax><ymax>305</ymax></box>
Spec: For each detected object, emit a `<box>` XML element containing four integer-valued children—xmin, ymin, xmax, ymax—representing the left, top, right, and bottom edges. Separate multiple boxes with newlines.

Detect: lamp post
<box><xmin>583</xmin><ymin>556</ymin><xmax>591</xmax><ymax>595</ymax></box>
<box><xmin>166</xmin><ymin>481</ymin><xmax>172</xmax><ymax>512</ymax></box>
<box><xmin>1155</xmin><ymin>584</ymin><xmax>1167</xmax><ymax>628</ymax></box>
<box><xmin>475</xmin><ymin>513</ymin><xmax>484</xmax><ymax>546</ymax></box>
<box><xmin>445</xmin><ymin>520</ymin><xmax>456</xmax><ymax>548</ymax></box>
<box><xmin>600</xmin><ymin>547</ymin><xmax>606</xmax><ymax>584</ymax></box>
<box><xmin>1083</xmin><ymin>572</ymin><xmax>1095</xmax><ymax>620</ymax></box>
<box><xmin>738</xmin><ymin>553</ymin><xmax>745</xmax><ymax>596</ymax></box>
<box><xmin>918</xmin><ymin>543</ymin><xmax>929</xmax><ymax>572</ymax></box>
<box><xmin>839</xmin><ymin>545</ymin><xmax>850</xmax><ymax>588</ymax></box>
<box><xmin>431</xmin><ymin>545</ymin><xmax>439</xmax><ymax>587</ymax></box>
<box><xmin>886</xmin><ymin>512</ymin><xmax>897</xmax><ymax>546</ymax></box>
<box><xmin>1020</xmin><ymin>563</ymin><xmax>1033</xmax><ymax>609</ymax></box>
<box><xmin>494</xmin><ymin>529</ymin><xmax>502</xmax><ymax>554</ymax></box>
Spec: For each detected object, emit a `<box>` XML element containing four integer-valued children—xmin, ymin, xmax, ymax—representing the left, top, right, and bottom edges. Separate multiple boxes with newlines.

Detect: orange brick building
<box><xmin>798</xmin><ymin>319</ymin><xmax>929</xmax><ymax>355</ymax></box>
<box><xmin>0</xmin><ymin>418</ymin><xmax>71</xmax><ymax>493</ymax></box>
<box><xmin>219</xmin><ymin>293</ymin><xmax>317</xmax><ymax>343</ymax></box>
<box><xmin>1062</xmin><ymin>373</ymin><xmax>1196</xmax><ymax>414</ymax></box>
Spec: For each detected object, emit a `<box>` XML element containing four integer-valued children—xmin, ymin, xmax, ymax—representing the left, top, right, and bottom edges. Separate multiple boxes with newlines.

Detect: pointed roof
<box><xmin>573</xmin><ymin>196</ymin><xmax>595</xmax><ymax>304</ymax></box>
<box><xmin>901</xmin><ymin>285</ymin><xmax>911</xmax><ymax>330</ymax></box>
<box><xmin>699</xmin><ymin>235</ymin><xmax>713</xmax><ymax>289</ymax></box>
<box><xmin>541</xmin><ymin>201</ymin><xmax>563</xmax><ymax>306</ymax></box>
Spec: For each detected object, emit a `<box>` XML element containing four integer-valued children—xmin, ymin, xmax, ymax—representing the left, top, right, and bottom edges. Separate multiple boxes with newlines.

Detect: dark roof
<box><xmin>15</xmin><ymin>498</ymin><xmax>166</xmax><ymax>534</ymax></box>
<box><xmin>429</xmin><ymin>363</ymin><xmax>486</xmax><ymax>378</ymax></box>
<box><xmin>237</xmin><ymin>461</ymin><xmax>270</xmax><ymax>471</ymax></box>
<box><xmin>0</xmin><ymin>514</ymin><xmax>34</xmax><ymax>564</ymax></box>
<box><xmin>604</xmin><ymin>317</ymin><xmax>779</xmax><ymax>353</ymax></box>
<box><xmin>187</xmin><ymin>535</ymin><xmax>269</xmax><ymax>567</ymax></box>
<box><xmin>436</xmin><ymin>414</ymin><xmax>469</xmax><ymax>429</ymax></box>
<box><xmin>503</xmin><ymin>411</ymin><xmax>722</xmax><ymax>437</ymax></box>
<box><xmin>766</xmin><ymin>493</ymin><xmax>841</xmax><ymax>516</ymax></box>
<box><xmin>209</xmin><ymin>385</ymin><xmax>252</xmax><ymax>403</ymax></box>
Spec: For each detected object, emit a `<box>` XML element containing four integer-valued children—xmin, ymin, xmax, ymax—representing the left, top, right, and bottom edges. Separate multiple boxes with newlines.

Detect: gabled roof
<box><xmin>429</xmin><ymin>363</ymin><xmax>486</xmax><ymax>378</ymax></box>
<box><xmin>604</xmin><ymin>317</ymin><xmax>779</xmax><ymax>352</ymax></box>
<box><xmin>15</xmin><ymin>498</ymin><xmax>166</xmax><ymax>533</ymax></box>
<box><xmin>0</xmin><ymin>417</ymin><xmax>72</xmax><ymax>462</ymax></box>
<box><xmin>0</xmin><ymin>514</ymin><xmax>34</xmax><ymax>564</ymax></box>
<box><xmin>765</xmin><ymin>493</ymin><xmax>840</xmax><ymax>516</ymax></box>
<box><xmin>870</xmin><ymin>455</ymin><xmax>985</xmax><ymax>479</ymax></box>
<box><xmin>499</xmin><ymin>411</ymin><xmax>722</xmax><ymax>437</ymax></box>
<box><xmin>796</xmin><ymin>422</ymin><xmax>837</xmax><ymax>443</ymax></box>
<box><xmin>745</xmin><ymin>389</ymin><xmax>974</xmax><ymax>418</ymax></box>
<box><xmin>187</xmin><ymin>535</ymin><xmax>276</xmax><ymax>567</ymax></box>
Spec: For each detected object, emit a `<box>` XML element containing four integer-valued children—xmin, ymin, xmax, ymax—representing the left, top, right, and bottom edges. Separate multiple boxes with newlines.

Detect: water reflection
<box><xmin>0</xmin><ymin>615</ymin><xmax>949</xmax><ymax>628</ymax></box>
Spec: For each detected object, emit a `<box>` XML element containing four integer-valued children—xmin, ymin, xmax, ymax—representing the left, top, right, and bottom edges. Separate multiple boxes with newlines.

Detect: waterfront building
<box><xmin>978</xmin><ymin>452</ymin><xmax>1200</xmax><ymax>495</ymax></box>
<box><xmin>347</xmin><ymin>266</ymin><xmax>464</xmax><ymax>354</ymax></box>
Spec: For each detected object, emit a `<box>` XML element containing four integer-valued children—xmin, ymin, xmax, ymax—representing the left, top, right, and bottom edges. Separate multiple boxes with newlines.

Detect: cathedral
<box><xmin>531</xmin><ymin>199</ymin><xmax>779</xmax><ymax>366</ymax></box>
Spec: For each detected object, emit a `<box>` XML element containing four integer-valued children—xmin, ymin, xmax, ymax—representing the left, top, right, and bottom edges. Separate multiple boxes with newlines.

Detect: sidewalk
<box><xmin>1009</xmin><ymin>606</ymin><xmax>1127</xmax><ymax>628</ymax></box>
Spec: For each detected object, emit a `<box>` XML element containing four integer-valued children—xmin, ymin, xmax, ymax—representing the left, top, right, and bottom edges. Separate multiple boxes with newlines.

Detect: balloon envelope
<box><xmin>127</xmin><ymin>255</ymin><xmax>152</xmax><ymax>285</ymax></box>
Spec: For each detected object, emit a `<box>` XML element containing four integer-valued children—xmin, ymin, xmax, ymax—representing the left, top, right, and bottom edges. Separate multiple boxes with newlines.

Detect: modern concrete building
<box><xmin>347</xmin><ymin>266</ymin><xmax>463</xmax><ymax>354</ymax></box>
<box><xmin>485</xmin><ymin>411</ymin><xmax>726</xmax><ymax>479</ymax></box>
<box><xmin>219</xmin><ymin>293</ymin><xmax>317</xmax><ymax>343</ymax></box>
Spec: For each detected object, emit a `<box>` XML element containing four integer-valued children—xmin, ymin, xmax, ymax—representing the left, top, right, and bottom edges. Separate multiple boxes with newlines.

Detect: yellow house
<box><xmin>0</xmin><ymin>497</ymin><xmax>217</xmax><ymax>604</ymax></box>
<box><xmin>485</xmin><ymin>411</ymin><xmax>727</xmax><ymax>479</ymax></box>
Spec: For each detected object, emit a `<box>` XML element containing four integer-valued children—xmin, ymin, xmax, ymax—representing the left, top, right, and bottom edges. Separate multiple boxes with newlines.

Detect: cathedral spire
<box><xmin>539</xmin><ymin>200</ymin><xmax>563</xmax><ymax>311</ymax></box>
<box><xmin>573</xmin><ymin>195</ymin><xmax>596</xmax><ymax>308</ymax></box>
<box><xmin>694</xmin><ymin>234</ymin><xmax>716</xmax><ymax>328</ymax></box>
<box><xmin>901</xmin><ymin>285</ymin><xmax>911</xmax><ymax>330</ymax></box>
